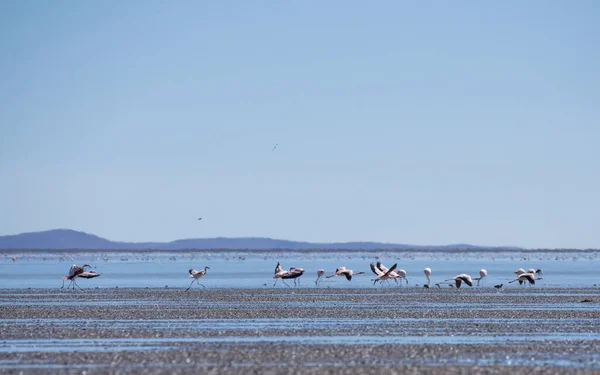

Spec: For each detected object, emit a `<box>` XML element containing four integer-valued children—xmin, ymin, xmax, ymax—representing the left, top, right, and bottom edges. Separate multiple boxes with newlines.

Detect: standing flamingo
<box><xmin>326</xmin><ymin>266</ymin><xmax>365</xmax><ymax>281</ymax></box>
<box><xmin>315</xmin><ymin>269</ymin><xmax>325</xmax><ymax>286</ymax></box>
<box><xmin>186</xmin><ymin>266</ymin><xmax>210</xmax><ymax>291</ymax></box>
<box><xmin>475</xmin><ymin>269</ymin><xmax>488</xmax><ymax>286</ymax></box>
<box><xmin>424</xmin><ymin>268</ymin><xmax>432</xmax><ymax>285</ymax></box>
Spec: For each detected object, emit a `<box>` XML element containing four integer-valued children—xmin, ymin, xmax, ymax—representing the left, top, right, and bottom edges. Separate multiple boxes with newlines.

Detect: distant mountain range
<box><xmin>0</xmin><ymin>229</ymin><xmax>522</xmax><ymax>251</ymax></box>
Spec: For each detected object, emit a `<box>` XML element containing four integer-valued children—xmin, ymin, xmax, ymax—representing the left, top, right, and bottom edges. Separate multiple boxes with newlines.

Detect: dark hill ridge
<box><xmin>0</xmin><ymin>229</ymin><xmax>521</xmax><ymax>251</ymax></box>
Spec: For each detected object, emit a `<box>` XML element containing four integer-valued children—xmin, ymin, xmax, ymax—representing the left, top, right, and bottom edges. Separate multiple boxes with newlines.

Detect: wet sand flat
<box><xmin>1</xmin><ymin>288</ymin><xmax>600</xmax><ymax>374</ymax></box>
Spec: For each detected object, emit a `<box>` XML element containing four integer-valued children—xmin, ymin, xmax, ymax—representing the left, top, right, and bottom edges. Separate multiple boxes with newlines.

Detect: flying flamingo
<box><xmin>61</xmin><ymin>264</ymin><xmax>98</xmax><ymax>290</ymax></box>
<box><xmin>514</xmin><ymin>268</ymin><xmax>527</xmax><ymax>275</ymax></box>
<box><xmin>377</xmin><ymin>262</ymin><xmax>408</xmax><ymax>285</ymax></box>
<box><xmin>282</xmin><ymin>267</ymin><xmax>305</xmax><ymax>286</ymax></box>
<box><xmin>475</xmin><ymin>269</ymin><xmax>488</xmax><ymax>286</ymax></box>
<box><xmin>186</xmin><ymin>266</ymin><xmax>210</xmax><ymax>291</ymax></box>
<box><xmin>369</xmin><ymin>263</ymin><xmax>398</xmax><ymax>286</ymax></box>
<box><xmin>509</xmin><ymin>272</ymin><xmax>542</xmax><ymax>286</ymax></box>
<box><xmin>424</xmin><ymin>268</ymin><xmax>432</xmax><ymax>285</ymax></box>
<box><xmin>445</xmin><ymin>274</ymin><xmax>473</xmax><ymax>289</ymax></box>
<box><xmin>326</xmin><ymin>266</ymin><xmax>365</xmax><ymax>281</ymax></box>
<box><xmin>315</xmin><ymin>269</ymin><xmax>325</xmax><ymax>286</ymax></box>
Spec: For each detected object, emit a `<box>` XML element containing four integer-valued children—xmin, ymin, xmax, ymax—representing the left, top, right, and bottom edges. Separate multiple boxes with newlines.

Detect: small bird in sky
<box><xmin>272</xmin><ymin>143</ymin><xmax>279</xmax><ymax>151</ymax></box>
<box><xmin>198</xmin><ymin>218</ymin><xmax>202</xmax><ymax>220</ymax></box>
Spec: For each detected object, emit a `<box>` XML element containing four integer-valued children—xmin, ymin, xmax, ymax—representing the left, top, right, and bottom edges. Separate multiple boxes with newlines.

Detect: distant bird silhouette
<box><xmin>198</xmin><ymin>218</ymin><xmax>202</xmax><ymax>220</ymax></box>
<box><xmin>536</xmin><ymin>268</ymin><xmax>544</xmax><ymax>275</ymax></box>
<box><xmin>494</xmin><ymin>283</ymin><xmax>503</xmax><ymax>289</ymax></box>
<box><xmin>272</xmin><ymin>143</ymin><xmax>279</xmax><ymax>151</ymax></box>
<box><xmin>445</xmin><ymin>274</ymin><xmax>473</xmax><ymax>289</ymax></box>
<box><xmin>186</xmin><ymin>266</ymin><xmax>210</xmax><ymax>291</ymax></box>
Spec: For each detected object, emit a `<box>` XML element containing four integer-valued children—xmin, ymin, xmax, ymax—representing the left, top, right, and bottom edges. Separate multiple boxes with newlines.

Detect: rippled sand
<box><xmin>1</xmin><ymin>288</ymin><xmax>600</xmax><ymax>374</ymax></box>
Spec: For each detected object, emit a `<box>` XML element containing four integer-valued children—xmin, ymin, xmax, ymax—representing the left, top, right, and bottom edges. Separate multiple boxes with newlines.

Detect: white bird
<box><xmin>424</xmin><ymin>268</ymin><xmax>432</xmax><ymax>285</ymax></box>
<box><xmin>316</xmin><ymin>269</ymin><xmax>325</xmax><ymax>286</ymax></box>
<box><xmin>186</xmin><ymin>266</ymin><xmax>210</xmax><ymax>291</ymax></box>
<box><xmin>514</xmin><ymin>268</ymin><xmax>527</xmax><ymax>275</ymax></box>
<box><xmin>272</xmin><ymin>143</ymin><xmax>279</xmax><ymax>151</ymax></box>
<box><xmin>369</xmin><ymin>263</ymin><xmax>398</xmax><ymax>285</ymax></box>
<box><xmin>475</xmin><ymin>269</ymin><xmax>488</xmax><ymax>286</ymax></box>
<box><xmin>326</xmin><ymin>266</ymin><xmax>365</xmax><ymax>281</ymax></box>
<box><xmin>509</xmin><ymin>271</ymin><xmax>542</xmax><ymax>286</ymax></box>
<box><xmin>445</xmin><ymin>274</ymin><xmax>473</xmax><ymax>289</ymax></box>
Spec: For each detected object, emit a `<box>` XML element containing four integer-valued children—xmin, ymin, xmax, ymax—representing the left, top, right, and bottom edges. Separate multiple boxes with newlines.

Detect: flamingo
<box><xmin>509</xmin><ymin>272</ymin><xmax>542</xmax><ymax>286</ymax></box>
<box><xmin>61</xmin><ymin>264</ymin><xmax>95</xmax><ymax>290</ymax></box>
<box><xmin>514</xmin><ymin>268</ymin><xmax>527</xmax><ymax>275</ymax></box>
<box><xmin>186</xmin><ymin>266</ymin><xmax>210</xmax><ymax>291</ymax></box>
<box><xmin>369</xmin><ymin>263</ymin><xmax>398</xmax><ymax>286</ymax></box>
<box><xmin>536</xmin><ymin>268</ymin><xmax>543</xmax><ymax>275</ymax></box>
<box><xmin>326</xmin><ymin>266</ymin><xmax>365</xmax><ymax>281</ymax></box>
<box><xmin>424</xmin><ymin>268</ymin><xmax>432</xmax><ymax>285</ymax></box>
<box><xmin>273</xmin><ymin>262</ymin><xmax>291</xmax><ymax>287</ymax></box>
<box><xmin>315</xmin><ymin>269</ymin><xmax>325</xmax><ymax>285</ymax></box>
<box><xmin>475</xmin><ymin>269</ymin><xmax>488</xmax><ymax>286</ymax></box>
<box><xmin>377</xmin><ymin>262</ymin><xmax>408</xmax><ymax>285</ymax></box>
<box><xmin>445</xmin><ymin>274</ymin><xmax>473</xmax><ymax>289</ymax></box>
<box><xmin>282</xmin><ymin>267</ymin><xmax>305</xmax><ymax>286</ymax></box>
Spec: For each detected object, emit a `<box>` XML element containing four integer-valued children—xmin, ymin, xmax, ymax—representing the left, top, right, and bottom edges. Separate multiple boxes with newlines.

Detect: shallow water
<box><xmin>1</xmin><ymin>250</ymin><xmax>599</xmax><ymax>289</ymax></box>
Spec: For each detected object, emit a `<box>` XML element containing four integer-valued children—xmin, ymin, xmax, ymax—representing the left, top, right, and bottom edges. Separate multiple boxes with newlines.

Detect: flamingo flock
<box><xmin>58</xmin><ymin>260</ymin><xmax>547</xmax><ymax>291</ymax></box>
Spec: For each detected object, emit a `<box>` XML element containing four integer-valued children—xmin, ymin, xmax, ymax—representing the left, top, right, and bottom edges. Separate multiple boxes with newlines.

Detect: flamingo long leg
<box><xmin>185</xmin><ymin>279</ymin><xmax>195</xmax><ymax>291</ymax></box>
<box><xmin>282</xmin><ymin>280</ymin><xmax>291</xmax><ymax>288</ymax></box>
<box><xmin>73</xmin><ymin>279</ymin><xmax>84</xmax><ymax>291</ymax></box>
<box><xmin>273</xmin><ymin>279</ymin><xmax>279</xmax><ymax>287</ymax></box>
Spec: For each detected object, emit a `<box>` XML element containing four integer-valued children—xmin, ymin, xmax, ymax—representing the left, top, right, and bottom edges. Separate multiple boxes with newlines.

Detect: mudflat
<box><xmin>1</xmin><ymin>288</ymin><xmax>599</xmax><ymax>374</ymax></box>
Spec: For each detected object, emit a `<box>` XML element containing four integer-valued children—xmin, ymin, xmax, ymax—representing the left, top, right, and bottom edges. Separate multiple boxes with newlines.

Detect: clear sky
<box><xmin>1</xmin><ymin>1</ymin><xmax>599</xmax><ymax>248</ymax></box>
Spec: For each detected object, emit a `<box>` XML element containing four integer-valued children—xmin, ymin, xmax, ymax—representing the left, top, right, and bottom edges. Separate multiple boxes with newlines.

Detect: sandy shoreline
<box><xmin>1</xmin><ymin>288</ymin><xmax>600</xmax><ymax>374</ymax></box>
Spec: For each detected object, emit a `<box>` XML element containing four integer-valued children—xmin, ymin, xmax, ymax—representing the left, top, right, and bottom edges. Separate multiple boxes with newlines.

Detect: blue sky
<box><xmin>1</xmin><ymin>1</ymin><xmax>598</xmax><ymax>248</ymax></box>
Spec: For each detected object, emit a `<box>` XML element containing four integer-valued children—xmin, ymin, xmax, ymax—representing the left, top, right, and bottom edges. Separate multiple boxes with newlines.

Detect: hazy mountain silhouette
<box><xmin>0</xmin><ymin>229</ymin><xmax>521</xmax><ymax>250</ymax></box>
